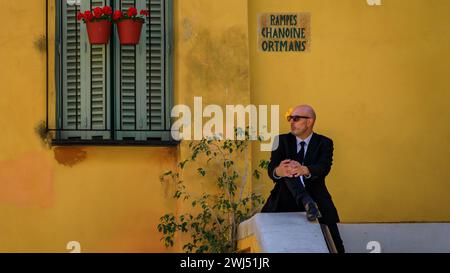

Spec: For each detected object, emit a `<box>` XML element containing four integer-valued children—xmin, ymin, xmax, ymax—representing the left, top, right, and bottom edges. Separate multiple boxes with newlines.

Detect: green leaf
<box><xmin>178</xmin><ymin>159</ymin><xmax>189</xmax><ymax>169</ymax></box>
<box><xmin>158</xmin><ymin>127</ymin><xmax>266</xmax><ymax>253</ymax></box>
<box><xmin>197</xmin><ymin>168</ymin><xmax>206</xmax><ymax>177</ymax></box>
<box><xmin>259</xmin><ymin>159</ymin><xmax>270</xmax><ymax>170</ymax></box>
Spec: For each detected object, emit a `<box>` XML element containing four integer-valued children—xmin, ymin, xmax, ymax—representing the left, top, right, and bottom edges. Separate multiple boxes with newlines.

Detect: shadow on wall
<box><xmin>35</xmin><ymin>122</ymin><xmax>88</xmax><ymax>167</ymax></box>
<box><xmin>53</xmin><ymin>147</ymin><xmax>87</xmax><ymax>167</ymax></box>
<box><xmin>34</xmin><ymin>35</ymin><xmax>46</xmax><ymax>53</ymax></box>
<box><xmin>184</xmin><ymin>22</ymin><xmax>250</xmax><ymax>98</ymax></box>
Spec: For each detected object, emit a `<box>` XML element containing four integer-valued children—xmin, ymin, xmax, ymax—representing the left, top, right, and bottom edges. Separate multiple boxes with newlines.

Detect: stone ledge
<box><xmin>238</xmin><ymin>212</ymin><xmax>329</xmax><ymax>253</ymax></box>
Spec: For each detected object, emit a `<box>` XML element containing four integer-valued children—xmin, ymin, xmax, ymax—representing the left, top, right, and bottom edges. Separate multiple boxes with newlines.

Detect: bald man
<box><xmin>261</xmin><ymin>105</ymin><xmax>345</xmax><ymax>253</ymax></box>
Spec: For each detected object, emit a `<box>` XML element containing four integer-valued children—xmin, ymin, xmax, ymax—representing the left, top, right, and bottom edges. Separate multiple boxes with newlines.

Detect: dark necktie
<box><xmin>298</xmin><ymin>141</ymin><xmax>306</xmax><ymax>164</ymax></box>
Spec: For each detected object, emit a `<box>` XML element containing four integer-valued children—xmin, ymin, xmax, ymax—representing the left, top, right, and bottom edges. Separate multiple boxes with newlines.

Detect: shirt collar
<box><xmin>296</xmin><ymin>132</ymin><xmax>313</xmax><ymax>147</ymax></box>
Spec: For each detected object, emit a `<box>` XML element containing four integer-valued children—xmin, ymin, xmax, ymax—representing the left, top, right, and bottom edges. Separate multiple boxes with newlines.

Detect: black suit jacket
<box><xmin>261</xmin><ymin>132</ymin><xmax>340</xmax><ymax>224</ymax></box>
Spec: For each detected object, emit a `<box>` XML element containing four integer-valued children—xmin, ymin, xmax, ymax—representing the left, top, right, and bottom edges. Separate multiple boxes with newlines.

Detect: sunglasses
<box><xmin>286</xmin><ymin>115</ymin><xmax>312</xmax><ymax>122</ymax></box>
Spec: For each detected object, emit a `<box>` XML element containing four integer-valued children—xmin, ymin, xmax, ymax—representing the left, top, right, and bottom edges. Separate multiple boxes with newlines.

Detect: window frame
<box><xmin>51</xmin><ymin>0</ymin><xmax>176</xmax><ymax>146</ymax></box>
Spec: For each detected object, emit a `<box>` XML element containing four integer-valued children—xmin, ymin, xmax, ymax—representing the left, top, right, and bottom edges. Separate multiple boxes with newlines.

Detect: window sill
<box><xmin>51</xmin><ymin>139</ymin><xmax>180</xmax><ymax>147</ymax></box>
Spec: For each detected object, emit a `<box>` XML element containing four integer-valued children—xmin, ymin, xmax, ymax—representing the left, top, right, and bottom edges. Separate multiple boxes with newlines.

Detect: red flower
<box><xmin>93</xmin><ymin>7</ymin><xmax>103</xmax><ymax>18</ymax></box>
<box><xmin>113</xmin><ymin>10</ymin><xmax>122</xmax><ymax>21</ymax></box>
<box><xmin>84</xmin><ymin>10</ymin><xmax>94</xmax><ymax>21</ymax></box>
<box><xmin>127</xmin><ymin>7</ymin><xmax>138</xmax><ymax>17</ymax></box>
<box><xmin>103</xmin><ymin>6</ymin><xmax>113</xmax><ymax>16</ymax></box>
<box><xmin>140</xmin><ymin>9</ymin><xmax>150</xmax><ymax>17</ymax></box>
<box><xmin>77</xmin><ymin>11</ymin><xmax>84</xmax><ymax>21</ymax></box>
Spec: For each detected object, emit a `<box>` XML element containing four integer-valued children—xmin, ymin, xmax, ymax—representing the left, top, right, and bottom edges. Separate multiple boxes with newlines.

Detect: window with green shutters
<box><xmin>55</xmin><ymin>0</ymin><xmax>173</xmax><ymax>144</ymax></box>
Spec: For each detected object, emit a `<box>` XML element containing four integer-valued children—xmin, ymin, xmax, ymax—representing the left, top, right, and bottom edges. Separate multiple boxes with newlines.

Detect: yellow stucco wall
<box><xmin>0</xmin><ymin>0</ymin><xmax>252</xmax><ymax>252</ymax></box>
<box><xmin>249</xmin><ymin>0</ymin><xmax>450</xmax><ymax>223</ymax></box>
<box><xmin>1</xmin><ymin>0</ymin><xmax>450</xmax><ymax>252</ymax></box>
<box><xmin>237</xmin><ymin>235</ymin><xmax>260</xmax><ymax>253</ymax></box>
<box><xmin>174</xmin><ymin>0</ymin><xmax>253</xmax><ymax>249</ymax></box>
<box><xmin>0</xmin><ymin>1</ymin><xmax>181</xmax><ymax>252</ymax></box>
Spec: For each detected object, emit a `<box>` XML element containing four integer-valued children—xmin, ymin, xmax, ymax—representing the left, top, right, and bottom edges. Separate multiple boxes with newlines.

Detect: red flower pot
<box><xmin>86</xmin><ymin>20</ymin><xmax>112</xmax><ymax>44</ymax></box>
<box><xmin>116</xmin><ymin>19</ymin><xmax>144</xmax><ymax>45</ymax></box>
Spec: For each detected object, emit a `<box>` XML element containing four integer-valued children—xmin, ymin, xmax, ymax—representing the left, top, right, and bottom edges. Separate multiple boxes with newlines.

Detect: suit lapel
<box><xmin>304</xmin><ymin>132</ymin><xmax>319</xmax><ymax>165</ymax></box>
<box><xmin>286</xmin><ymin>133</ymin><xmax>298</xmax><ymax>160</ymax></box>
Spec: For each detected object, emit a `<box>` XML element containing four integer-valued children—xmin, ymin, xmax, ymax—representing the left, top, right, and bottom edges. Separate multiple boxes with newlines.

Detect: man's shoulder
<box><xmin>275</xmin><ymin>132</ymin><xmax>334</xmax><ymax>144</ymax></box>
<box><xmin>275</xmin><ymin>133</ymin><xmax>294</xmax><ymax>142</ymax></box>
<box><xmin>313</xmin><ymin>132</ymin><xmax>333</xmax><ymax>145</ymax></box>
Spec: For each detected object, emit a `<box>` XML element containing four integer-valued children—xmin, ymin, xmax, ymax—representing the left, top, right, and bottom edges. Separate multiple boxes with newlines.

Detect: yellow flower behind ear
<box><xmin>284</xmin><ymin>108</ymin><xmax>293</xmax><ymax>119</ymax></box>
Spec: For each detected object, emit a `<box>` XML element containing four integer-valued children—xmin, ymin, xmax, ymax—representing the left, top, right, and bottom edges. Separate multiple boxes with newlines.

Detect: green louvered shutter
<box><xmin>114</xmin><ymin>0</ymin><xmax>139</xmax><ymax>140</ymax></box>
<box><xmin>61</xmin><ymin>0</ymin><xmax>111</xmax><ymax>140</ymax></box>
<box><xmin>115</xmin><ymin>0</ymin><xmax>171</xmax><ymax>141</ymax></box>
<box><xmin>147</xmin><ymin>0</ymin><xmax>171</xmax><ymax>140</ymax></box>
<box><xmin>61</xmin><ymin>2</ymin><xmax>82</xmax><ymax>139</ymax></box>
